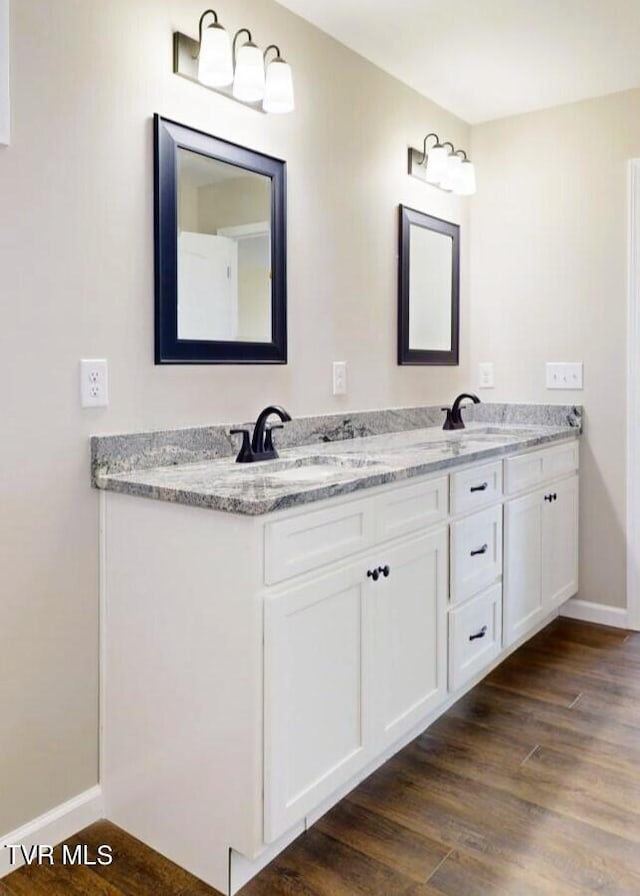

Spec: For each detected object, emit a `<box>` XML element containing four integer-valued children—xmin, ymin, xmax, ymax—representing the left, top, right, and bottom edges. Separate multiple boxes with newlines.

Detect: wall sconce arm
<box><xmin>263</xmin><ymin>44</ymin><xmax>282</xmax><ymax>62</ymax></box>
<box><xmin>418</xmin><ymin>133</ymin><xmax>440</xmax><ymax>165</ymax></box>
<box><xmin>194</xmin><ymin>9</ymin><xmax>219</xmax><ymax>59</ymax></box>
<box><xmin>233</xmin><ymin>27</ymin><xmax>254</xmax><ymax>64</ymax></box>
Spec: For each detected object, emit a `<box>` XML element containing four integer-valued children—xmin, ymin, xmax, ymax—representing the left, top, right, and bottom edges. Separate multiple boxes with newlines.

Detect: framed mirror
<box><xmin>154</xmin><ymin>116</ymin><xmax>287</xmax><ymax>364</ymax></box>
<box><xmin>398</xmin><ymin>205</ymin><xmax>459</xmax><ymax>365</ymax></box>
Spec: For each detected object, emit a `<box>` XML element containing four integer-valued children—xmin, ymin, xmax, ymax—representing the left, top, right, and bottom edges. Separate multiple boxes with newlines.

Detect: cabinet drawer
<box><xmin>451</xmin><ymin>505</ymin><xmax>502</xmax><ymax>604</ymax></box>
<box><xmin>449</xmin><ymin>584</ymin><xmax>502</xmax><ymax>692</ymax></box>
<box><xmin>265</xmin><ymin>499</ymin><xmax>374</xmax><ymax>584</ymax></box>
<box><xmin>374</xmin><ymin>476</ymin><xmax>448</xmax><ymax>543</ymax></box>
<box><xmin>451</xmin><ymin>462</ymin><xmax>502</xmax><ymax>515</ymax></box>
<box><xmin>505</xmin><ymin>440</ymin><xmax>579</xmax><ymax>495</ymax></box>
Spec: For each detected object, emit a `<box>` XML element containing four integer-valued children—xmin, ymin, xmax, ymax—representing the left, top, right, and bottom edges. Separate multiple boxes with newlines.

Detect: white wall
<box><xmin>470</xmin><ymin>88</ymin><xmax>640</xmax><ymax>610</ymax></box>
<box><xmin>0</xmin><ymin>0</ymin><xmax>470</xmax><ymax>833</ymax></box>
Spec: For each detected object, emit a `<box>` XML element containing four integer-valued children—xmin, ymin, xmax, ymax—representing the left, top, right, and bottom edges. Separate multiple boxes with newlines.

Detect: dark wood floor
<box><xmin>4</xmin><ymin>617</ymin><xmax>640</xmax><ymax>896</ymax></box>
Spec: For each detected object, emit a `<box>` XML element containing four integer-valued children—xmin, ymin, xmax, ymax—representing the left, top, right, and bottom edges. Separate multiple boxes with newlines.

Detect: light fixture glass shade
<box><xmin>263</xmin><ymin>58</ymin><xmax>295</xmax><ymax>113</ymax></box>
<box><xmin>198</xmin><ymin>23</ymin><xmax>233</xmax><ymax>87</ymax></box>
<box><xmin>457</xmin><ymin>160</ymin><xmax>476</xmax><ymax>195</ymax></box>
<box><xmin>233</xmin><ymin>42</ymin><xmax>265</xmax><ymax>102</ymax></box>
<box><xmin>424</xmin><ymin>144</ymin><xmax>450</xmax><ymax>184</ymax></box>
<box><xmin>440</xmin><ymin>153</ymin><xmax>463</xmax><ymax>192</ymax></box>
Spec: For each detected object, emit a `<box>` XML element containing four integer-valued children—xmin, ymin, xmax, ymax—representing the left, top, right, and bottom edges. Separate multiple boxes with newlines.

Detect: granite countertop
<box><xmin>95</xmin><ymin>421</ymin><xmax>579</xmax><ymax>516</ymax></box>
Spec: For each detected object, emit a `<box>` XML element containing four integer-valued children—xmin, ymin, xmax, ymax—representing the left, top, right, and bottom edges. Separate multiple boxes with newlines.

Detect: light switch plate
<box><xmin>333</xmin><ymin>361</ymin><xmax>347</xmax><ymax>396</ymax></box>
<box><xmin>80</xmin><ymin>359</ymin><xmax>109</xmax><ymax>407</ymax></box>
<box><xmin>546</xmin><ymin>362</ymin><xmax>583</xmax><ymax>390</ymax></box>
<box><xmin>478</xmin><ymin>362</ymin><xmax>495</xmax><ymax>389</ymax></box>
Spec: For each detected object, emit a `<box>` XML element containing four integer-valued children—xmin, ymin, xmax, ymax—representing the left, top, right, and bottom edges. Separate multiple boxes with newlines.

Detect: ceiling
<box><xmin>179</xmin><ymin>149</ymin><xmax>259</xmax><ymax>188</ymax></box>
<box><xmin>276</xmin><ymin>0</ymin><xmax>640</xmax><ymax>123</ymax></box>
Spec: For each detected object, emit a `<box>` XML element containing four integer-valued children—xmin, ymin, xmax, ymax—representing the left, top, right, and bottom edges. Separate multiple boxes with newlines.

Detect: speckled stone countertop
<box><xmin>94</xmin><ymin>418</ymin><xmax>580</xmax><ymax>516</ymax></box>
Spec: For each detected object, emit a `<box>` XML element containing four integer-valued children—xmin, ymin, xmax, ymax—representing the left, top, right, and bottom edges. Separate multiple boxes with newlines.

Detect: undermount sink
<box><xmin>236</xmin><ymin>454</ymin><xmax>385</xmax><ymax>485</ymax></box>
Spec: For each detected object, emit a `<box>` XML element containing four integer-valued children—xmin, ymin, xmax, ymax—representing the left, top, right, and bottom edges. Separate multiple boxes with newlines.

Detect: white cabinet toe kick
<box><xmin>101</xmin><ymin>438</ymin><xmax>579</xmax><ymax>894</ymax></box>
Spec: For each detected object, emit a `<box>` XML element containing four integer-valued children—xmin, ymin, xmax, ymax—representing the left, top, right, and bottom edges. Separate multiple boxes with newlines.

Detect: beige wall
<box><xmin>470</xmin><ymin>88</ymin><xmax>640</xmax><ymax>610</ymax></box>
<box><xmin>0</xmin><ymin>0</ymin><xmax>470</xmax><ymax>833</ymax></box>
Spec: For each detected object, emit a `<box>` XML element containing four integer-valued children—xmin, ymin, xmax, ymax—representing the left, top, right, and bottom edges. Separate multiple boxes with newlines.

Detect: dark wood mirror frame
<box><xmin>398</xmin><ymin>205</ymin><xmax>460</xmax><ymax>366</ymax></box>
<box><xmin>154</xmin><ymin>115</ymin><xmax>288</xmax><ymax>365</ymax></box>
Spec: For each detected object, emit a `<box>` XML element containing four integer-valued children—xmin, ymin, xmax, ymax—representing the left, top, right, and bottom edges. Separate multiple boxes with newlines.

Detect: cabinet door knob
<box><xmin>544</xmin><ymin>494</ymin><xmax>552</xmax><ymax>502</ymax></box>
<box><xmin>367</xmin><ymin>568</ymin><xmax>380</xmax><ymax>582</ymax></box>
<box><xmin>378</xmin><ymin>565</ymin><xmax>391</xmax><ymax>578</ymax></box>
<box><xmin>470</xmin><ymin>544</ymin><xmax>488</xmax><ymax>557</ymax></box>
<box><xmin>553</xmin><ymin>492</ymin><xmax>558</xmax><ymax>501</ymax></box>
<box><xmin>470</xmin><ymin>482</ymin><xmax>489</xmax><ymax>493</ymax></box>
<box><xmin>469</xmin><ymin>625</ymin><xmax>488</xmax><ymax>642</ymax></box>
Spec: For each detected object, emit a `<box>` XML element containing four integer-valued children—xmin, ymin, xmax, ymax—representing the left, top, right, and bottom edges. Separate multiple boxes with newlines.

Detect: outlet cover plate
<box><xmin>478</xmin><ymin>362</ymin><xmax>495</xmax><ymax>389</ymax></box>
<box><xmin>80</xmin><ymin>359</ymin><xmax>109</xmax><ymax>408</ymax></box>
<box><xmin>546</xmin><ymin>361</ymin><xmax>583</xmax><ymax>390</ymax></box>
<box><xmin>333</xmin><ymin>361</ymin><xmax>347</xmax><ymax>396</ymax></box>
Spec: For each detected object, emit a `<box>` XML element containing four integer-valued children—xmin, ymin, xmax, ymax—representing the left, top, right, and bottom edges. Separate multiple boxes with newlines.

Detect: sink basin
<box><xmin>376</xmin><ymin>431</ymin><xmax>521</xmax><ymax>458</ymax></box>
<box><xmin>235</xmin><ymin>454</ymin><xmax>385</xmax><ymax>486</ymax></box>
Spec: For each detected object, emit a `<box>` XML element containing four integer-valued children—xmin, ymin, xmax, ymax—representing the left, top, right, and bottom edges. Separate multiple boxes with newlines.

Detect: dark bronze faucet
<box><xmin>442</xmin><ymin>393</ymin><xmax>480</xmax><ymax>430</ymax></box>
<box><xmin>231</xmin><ymin>405</ymin><xmax>292</xmax><ymax>463</ymax></box>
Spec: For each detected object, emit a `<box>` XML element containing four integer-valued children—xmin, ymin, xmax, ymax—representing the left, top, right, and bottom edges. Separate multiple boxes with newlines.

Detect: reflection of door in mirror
<box><xmin>177</xmin><ymin>148</ymin><xmax>272</xmax><ymax>344</ymax></box>
<box><xmin>178</xmin><ymin>232</ymin><xmax>238</xmax><ymax>341</ymax></box>
<box><xmin>408</xmin><ymin>225</ymin><xmax>453</xmax><ymax>352</ymax></box>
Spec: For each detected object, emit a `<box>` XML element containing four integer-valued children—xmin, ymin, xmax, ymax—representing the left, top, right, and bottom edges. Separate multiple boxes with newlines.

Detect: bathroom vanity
<box><xmin>93</xmin><ymin>409</ymin><xmax>580</xmax><ymax>895</ymax></box>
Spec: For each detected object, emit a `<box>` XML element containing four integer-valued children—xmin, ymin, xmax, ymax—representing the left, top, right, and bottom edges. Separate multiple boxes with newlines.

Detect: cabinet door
<box><xmin>504</xmin><ymin>490</ymin><xmax>545</xmax><ymax>647</ymax></box>
<box><xmin>263</xmin><ymin>564</ymin><xmax>373</xmax><ymax>842</ymax></box>
<box><xmin>543</xmin><ymin>475</ymin><xmax>579</xmax><ymax>610</ymax></box>
<box><xmin>370</xmin><ymin>529</ymin><xmax>448</xmax><ymax>751</ymax></box>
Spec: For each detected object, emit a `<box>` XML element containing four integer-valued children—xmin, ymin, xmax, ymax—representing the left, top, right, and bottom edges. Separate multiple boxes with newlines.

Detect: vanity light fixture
<box><xmin>440</xmin><ymin>150</ymin><xmax>463</xmax><ymax>193</ymax></box>
<box><xmin>421</xmin><ymin>134</ymin><xmax>451</xmax><ymax>184</ymax></box>
<box><xmin>455</xmin><ymin>150</ymin><xmax>477</xmax><ymax>196</ymax></box>
<box><xmin>263</xmin><ymin>46</ymin><xmax>295</xmax><ymax>114</ymax></box>
<box><xmin>196</xmin><ymin>10</ymin><xmax>233</xmax><ymax>87</ymax></box>
<box><xmin>408</xmin><ymin>133</ymin><xmax>477</xmax><ymax>195</ymax></box>
<box><xmin>173</xmin><ymin>10</ymin><xmax>295</xmax><ymax>114</ymax></box>
<box><xmin>232</xmin><ymin>29</ymin><xmax>265</xmax><ymax>102</ymax></box>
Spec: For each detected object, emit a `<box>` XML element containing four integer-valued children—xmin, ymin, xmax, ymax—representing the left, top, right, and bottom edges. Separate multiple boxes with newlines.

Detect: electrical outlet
<box><xmin>546</xmin><ymin>362</ymin><xmax>583</xmax><ymax>390</ymax></box>
<box><xmin>478</xmin><ymin>362</ymin><xmax>495</xmax><ymax>389</ymax></box>
<box><xmin>80</xmin><ymin>359</ymin><xmax>109</xmax><ymax>408</ymax></box>
<box><xmin>333</xmin><ymin>361</ymin><xmax>347</xmax><ymax>396</ymax></box>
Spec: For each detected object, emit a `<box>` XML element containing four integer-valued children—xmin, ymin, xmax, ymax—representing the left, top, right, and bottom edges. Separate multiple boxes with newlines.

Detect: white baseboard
<box><xmin>0</xmin><ymin>786</ymin><xmax>103</xmax><ymax>879</ymax></box>
<box><xmin>560</xmin><ymin>598</ymin><xmax>629</xmax><ymax>629</ymax></box>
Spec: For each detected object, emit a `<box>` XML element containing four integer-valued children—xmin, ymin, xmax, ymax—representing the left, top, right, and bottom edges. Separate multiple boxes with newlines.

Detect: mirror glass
<box><xmin>408</xmin><ymin>224</ymin><xmax>453</xmax><ymax>351</ymax></box>
<box><xmin>177</xmin><ymin>148</ymin><xmax>272</xmax><ymax>344</ymax></box>
<box><xmin>154</xmin><ymin>116</ymin><xmax>287</xmax><ymax>365</ymax></box>
<box><xmin>398</xmin><ymin>206</ymin><xmax>459</xmax><ymax>366</ymax></box>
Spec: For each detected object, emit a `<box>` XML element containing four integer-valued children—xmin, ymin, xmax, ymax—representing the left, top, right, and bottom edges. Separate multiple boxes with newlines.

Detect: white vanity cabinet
<box><xmin>263</xmin><ymin>561</ymin><xmax>374</xmax><ymax>842</ymax></box>
<box><xmin>101</xmin><ymin>434</ymin><xmax>580</xmax><ymax>896</ymax></box>
<box><xmin>369</xmin><ymin>529</ymin><xmax>448</xmax><ymax>752</ymax></box>
<box><xmin>263</xmin><ymin>504</ymin><xmax>448</xmax><ymax>842</ymax></box>
<box><xmin>504</xmin><ymin>444</ymin><xmax>579</xmax><ymax>646</ymax></box>
<box><xmin>543</xmin><ymin>474</ymin><xmax>579</xmax><ymax>610</ymax></box>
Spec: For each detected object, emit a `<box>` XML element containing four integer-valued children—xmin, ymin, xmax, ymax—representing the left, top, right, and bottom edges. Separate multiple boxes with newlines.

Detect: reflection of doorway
<box><xmin>178</xmin><ymin>231</ymin><xmax>238</xmax><ymax>341</ymax></box>
<box><xmin>218</xmin><ymin>222</ymin><xmax>272</xmax><ymax>342</ymax></box>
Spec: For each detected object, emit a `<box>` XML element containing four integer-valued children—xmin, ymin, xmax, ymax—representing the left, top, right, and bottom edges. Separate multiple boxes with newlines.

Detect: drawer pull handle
<box><xmin>367</xmin><ymin>568</ymin><xmax>380</xmax><ymax>582</ymax></box>
<box><xmin>378</xmin><ymin>565</ymin><xmax>391</xmax><ymax>578</ymax></box>
<box><xmin>470</xmin><ymin>482</ymin><xmax>489</xmax><ymax>493</ymax></box>
<box><xmin>470</xmin><ymin>544</ymin><xmax>488</xmax><ymax>557</ymax></box>
<box><xmin>469</xmin><ymin>625</ymin><xmax>488</xmax><ymax>642</ymax></box>
<box><xmin>544</xmin><ymin>493</ymin><xmax>559</xmax><ymax>503</ymax></box>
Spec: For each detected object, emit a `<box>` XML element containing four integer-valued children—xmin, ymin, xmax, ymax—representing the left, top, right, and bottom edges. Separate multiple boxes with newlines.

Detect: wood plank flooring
<box><xmin>4</xmin><ymin>617</ymin><xmax>640</xmax><ymax>896</ymax></box>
